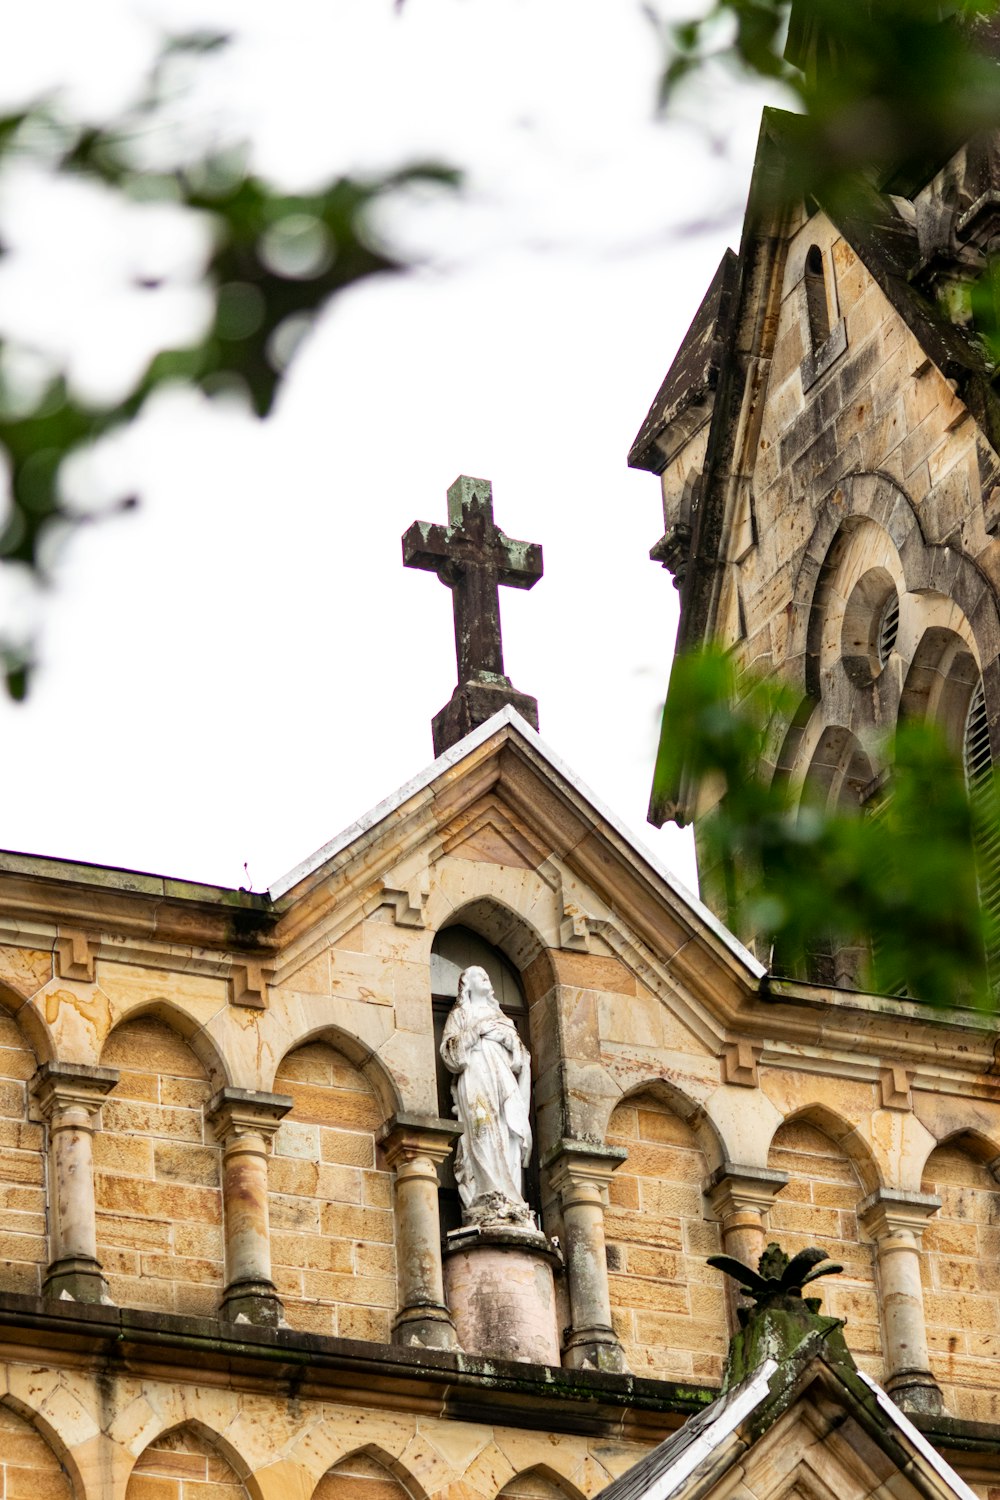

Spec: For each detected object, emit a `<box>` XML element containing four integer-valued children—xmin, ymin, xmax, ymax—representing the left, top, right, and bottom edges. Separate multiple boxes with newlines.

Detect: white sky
<box><xmin>0</xmin><ymin>0</ymin><xmax>779</xmax><ymax>895</ymax></box>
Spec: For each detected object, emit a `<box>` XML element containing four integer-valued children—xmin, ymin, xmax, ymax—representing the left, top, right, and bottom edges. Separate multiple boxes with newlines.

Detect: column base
<box><xmin>43</xmin><ymin>1255</ymin><xmax>111</xmax><ymax>1304</ymax></box>
<box><xmin>886</xmin><ymin>1370</ymin><xmax>944</xmax><ymax>1416</ymax></box>
<box><xmin>393</xmin><ymin>1303</ymin><xmax>460</xmax><ymax>1351</ymax></box>
<box><xmin>562</xmin><ymin>1325</ymin><xmax>628</xmax><ymax>1373</ymax></box>
<box><xmin>219</xmin><ymin>1278</ymin><xmax>284</xmax><ymax>1329</ymax></box>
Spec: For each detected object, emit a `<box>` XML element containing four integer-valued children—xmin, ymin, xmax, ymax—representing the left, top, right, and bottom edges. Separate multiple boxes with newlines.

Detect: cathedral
<box><xmin>6</xmin><ymin>19</ymin><xmax>1000</xmax><ymax>1500</ymax></box>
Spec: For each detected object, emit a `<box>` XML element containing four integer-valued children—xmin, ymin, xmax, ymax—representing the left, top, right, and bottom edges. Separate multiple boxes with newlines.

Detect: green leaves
<box><xmin>656</xmin><ymin>646</ymin><xmax>995</xmax><ymax>1010</ymax></box>
<box><xmin>0</xmin><ymin>41</ymin><xmax>460</xmax><ymax>698</ymax></box>
<box><xmin>662</xmin><ymin>0</ymin><xmax>1000</xmax><ymax>207</ymax></box>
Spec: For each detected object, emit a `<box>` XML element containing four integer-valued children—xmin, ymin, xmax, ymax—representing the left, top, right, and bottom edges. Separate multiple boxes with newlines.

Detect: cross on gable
<box><xmin>402</xmin><ymin>475</ymin><xmax>544</xmax><ymax>756</ymax></box>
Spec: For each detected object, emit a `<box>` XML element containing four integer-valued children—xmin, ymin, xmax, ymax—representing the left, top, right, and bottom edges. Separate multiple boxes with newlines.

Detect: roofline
<box><xmin>268</xmin><ymin>706</ymin><xmax>766</xmax><ymax>981</ymax></box>
<box><xmin>0</xmin><ymin>847</ymin><xmax>267</xmax><ymax>909</ymax></box>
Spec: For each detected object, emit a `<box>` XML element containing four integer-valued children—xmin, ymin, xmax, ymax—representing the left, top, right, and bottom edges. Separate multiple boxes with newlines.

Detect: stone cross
<box><xmin>403</xmin><ymin>476</ymin><xmax>543</xmax><ymax>755</ymax></box>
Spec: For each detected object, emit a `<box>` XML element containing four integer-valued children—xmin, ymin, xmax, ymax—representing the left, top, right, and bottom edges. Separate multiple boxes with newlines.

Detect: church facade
<box><xmin>2</xmin><ymin>692</ymin><xmax>1000</xmax><ymax>1497</ymax></box>
<box><xmin>9</xmin><ymin>42</ymin><xmax>1000</xmax><ymax>1500</ymax></box>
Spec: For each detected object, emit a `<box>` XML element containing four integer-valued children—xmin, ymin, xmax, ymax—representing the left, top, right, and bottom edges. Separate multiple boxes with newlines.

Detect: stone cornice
<box><xmin>0</xmin><ymin>854</ymin><xmax>276</xmax><ymax>954</ymax></box>
<box><xmin>0</xmin><ymin>1293</ymin><xmax>707</xmax><ymax>1441</ymax></box>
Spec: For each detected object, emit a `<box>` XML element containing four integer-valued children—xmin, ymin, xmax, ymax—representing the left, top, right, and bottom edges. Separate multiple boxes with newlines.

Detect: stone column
<box><xmin>704</xmin><ymin>1162</ymin><xmax>788</xmax><ymax>1324</ymax></box>
<box><xmin>206</xmin><ymin>1088</ymin><xmax>292</xmax><ymax>1328</ymax></box>
<box><xmin>859</xmin><ymin>1188</ymin><xmax>943</xmax><ymax>1414</ymax></box>
<box><xmin>31</xmin><ymin>1062</ymin><xmax>119</xmax><ymax>1303</ymax></box>
<box><xmin>379</xmin><ymin>1114</ymin><xmax>459</xmax><ymax>1350</ymax></box>
<box><xmin>546</xmin><ymin>1139</ymin><xmax>628</xmax><ymax>1372</ymax></box>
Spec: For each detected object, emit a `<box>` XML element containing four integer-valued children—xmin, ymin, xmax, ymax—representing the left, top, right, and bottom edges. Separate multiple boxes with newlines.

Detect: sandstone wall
<box><xmin>96</xmin><ymin>1017</ymin><xmax>223</xmax><ymax>1317</ymax></box>
<box><xmin>767</xmin><ymin>1119</ymin><xmax>883</xmax><ymax>1382</ymax></box>
<box><xmin>922</xmin><ymin>1140</ymin><xmax>1000</xmax><ymax>1422</ymax></box>
<box><xmin>0</xmin><ymin>1009</ymin><xmax>46</xmax><ymax>1296</ymax></box>
<box><xmin>271</xmin><ymin>1041</ymin><xmax>396</xmax><ymax>1340</ymax></box>
<box><xmin>605</xmin><ymin>1091</ymin><xmax>724</xmax><ymax>1385</ymax></box>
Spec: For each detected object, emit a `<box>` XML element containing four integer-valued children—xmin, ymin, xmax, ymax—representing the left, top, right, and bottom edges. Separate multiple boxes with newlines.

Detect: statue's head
<box><xmin>458</xmin><ymin>965</ymin><xmax>496</xmax><ymax>1005</ymax></box>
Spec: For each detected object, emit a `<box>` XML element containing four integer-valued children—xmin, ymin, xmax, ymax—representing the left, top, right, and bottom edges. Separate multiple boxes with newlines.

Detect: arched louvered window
<box><xmin>964</xmin><ymin>680</ymin><xmax>1000</xmax><ymax>987</ymax></box>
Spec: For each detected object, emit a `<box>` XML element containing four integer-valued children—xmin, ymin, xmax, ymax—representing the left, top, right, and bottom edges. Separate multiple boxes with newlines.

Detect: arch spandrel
<box><xmin>0</xmin><ymin>1393</ymin><xmax>84</xmax><ymax>1500</ymax></box>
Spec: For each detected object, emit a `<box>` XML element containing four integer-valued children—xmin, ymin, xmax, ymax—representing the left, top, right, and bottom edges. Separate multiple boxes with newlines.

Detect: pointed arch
<box><xmin>100</xmin><ymin>996</ymin><xmax>229</xmax><ymax>1089</ymax></box>
<box><xmin>603</xmin><ymin>1075</ymin><xmax>723</xmax><ymax>1168</ymax></box>
<box><xmin>768</xmin><ymin>1102</ymin><xmax>880</xmax><ymax>1193</ymax></box>
<box><xmin>126</xmin><ymin>1420</ymin><xmax>261</xmax><ymax>1500</ymax></box>
<box><xmin>270</xmin><ymin>1024</ymin><xmax>402</xmax><ymax>1124</ymax></box>
<box><xmin>443</xmin><ymin>896</ymin><xmax>555</xmax><ymax>1001</ymax></box>
<box><xmin>499</xmin><ymin>1466</ymin><xmax>588</xmax><ymax>1500</ymax></box>
<box><xmin>0</xmin><ymin>1394</ymin><xmax>81</xmax><ymax>1500</ymax></box>
<box><xmin>313</xmin><ymin>1445</ymin><xmax>428</xmax><ymax>1500</ymax></box>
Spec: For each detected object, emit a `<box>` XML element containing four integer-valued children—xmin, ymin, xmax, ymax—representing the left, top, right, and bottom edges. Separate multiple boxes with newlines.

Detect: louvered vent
<box><xmin>964</xmin><ymin>679</ymin><xmax>1000</xmax><ymax>988</ymax></box>
<box><xmin>965</xmin><ymin>680</ymin><xmax>991</xmax><ymax>787</ymax></box>
<box><xmin>877</xmin><ymin>593</ymin><xmax>899</xmax><ymax>668</ymax></box>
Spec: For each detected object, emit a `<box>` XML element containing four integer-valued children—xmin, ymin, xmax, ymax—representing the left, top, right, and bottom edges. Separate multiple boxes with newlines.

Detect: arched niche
<box><xmin>431</xmin><ymin>922</ymin><xmax>540</xmax><ymax>1235</ymax></box>
<box><xmin>96</xmin><ymin>1015</ymin><xmax>223</xmax><ymax>1316</ymax></box>
<box><xmin>804</xmin><ymin>725</ymin><xmax>876</xmax><ymax>811</ymax></box>
<box><xmin>498</xmin><ymin>1468</ymin><xmax>587</xmax><ymax>1500</ymax></box>
<box><xmin>270</xmin><ymin>1039</ymin><xmax>396</xmax><ymax>1341</ymax></box>
<box><xmin>0</xmin><ymin>1007</ymin><xmax>48</xmax><ymax>1297</ymax></box>
<box><xmin>0</xmin><ymin>1402</ymin><xmax>74</xmax><ymax>1499</ymax></box>
<box><xmin>767</xmin><ymin>1113</ymin><xmax>881</xmax><ymax>1378</ymax></box>
<box><xmin>314</xmin><ymin>1449</ymin><xmax>422</xmax><ymax>1500</ymax></box>
<box><xmin>604</xmin><ymin>1084</ymin><xmax>725</xmax><ymax>1385</ymax></box>
<box><xmin>900</xmin><ymin>624</ymin><xmax>980</xmax><ymax>750</ymax></box>
<box><xmin>127</xmin><ymin>1424</ymin><xmax>252</xmax><ymax>1500</ymax></box>
<box><xmin>919</xmin><ymin>1134</ymin><xmax>1000</xmax><ymax>1420</ymax></box>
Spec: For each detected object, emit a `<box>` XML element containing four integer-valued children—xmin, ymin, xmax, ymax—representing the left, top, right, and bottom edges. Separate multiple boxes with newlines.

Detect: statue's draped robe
<box><xmin>441</xmin><ymin>994</ymin><xmax>532</xmax><ymax>1208</ymax></box>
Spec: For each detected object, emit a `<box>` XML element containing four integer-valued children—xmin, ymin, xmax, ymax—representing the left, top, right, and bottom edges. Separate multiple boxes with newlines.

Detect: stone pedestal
<box><xmin>444</xmin><ymin>1226</ymin><xmax>560</xmax><ymax>1365</ymax></box>
<box><xmin>32</xmin><ymin>1062</ymin><xmax>119</xmax><ymax>1304</ymax></box>
<box><xmin>432</xmin><ymin>675</ymin><xmax>539</xmax><ymax>757</ymax></box>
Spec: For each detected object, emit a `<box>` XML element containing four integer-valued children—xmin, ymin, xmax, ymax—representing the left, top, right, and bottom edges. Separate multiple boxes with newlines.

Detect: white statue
<box><xmin>440</xmin><ymin>965</ymin><xmax>532</xmax><ymax>1220</ymax></box>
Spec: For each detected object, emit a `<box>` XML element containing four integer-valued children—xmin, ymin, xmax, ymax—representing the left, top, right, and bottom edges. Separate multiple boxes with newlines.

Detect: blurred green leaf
<box><xmin>657</xmin><ymin>646</ymin><xmax>994</xmax><ymax>1010</ymax></box>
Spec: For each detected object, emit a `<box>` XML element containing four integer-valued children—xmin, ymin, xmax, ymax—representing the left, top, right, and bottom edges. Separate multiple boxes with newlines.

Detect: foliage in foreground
<box><xmin>657</xmin><ymin>646</ymin><xmax>997</xmax><ymax>1011</ymax></box>
<box><xmin>662</xmin><ymin>0</ymin><xmax>1000</xmax><ymax>208</ymax></box>
<box><xmin>0</xmin><ymin>33</ymin><xmax>458</xmax><ymax>698</ymax></box>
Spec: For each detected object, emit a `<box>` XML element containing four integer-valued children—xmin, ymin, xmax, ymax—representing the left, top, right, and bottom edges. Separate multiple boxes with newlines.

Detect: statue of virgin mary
<box><xmin>440</xmin><ymin>965</ymin><xmax>532</xmax><ymax>1219</ymax></box>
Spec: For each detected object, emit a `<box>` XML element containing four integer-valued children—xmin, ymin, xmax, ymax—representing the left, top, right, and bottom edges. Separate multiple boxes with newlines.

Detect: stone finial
<box><xmin>709</xmin><ymin>1242</ymin><xmax>843</xmax><ymax>1309</ymax></box>
<box><xmin>709</xmin><ymin>1242</ymin><xmax>849</xmax><ymax>1389</ymax></box>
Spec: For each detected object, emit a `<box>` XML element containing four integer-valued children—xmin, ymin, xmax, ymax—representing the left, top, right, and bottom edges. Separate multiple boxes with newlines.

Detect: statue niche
<box><xmin>440</xmin><ymin>964</ymin><xmax>533</xmax><ymax>1227</ymax></box>
<box><xmin>433</xmin><ymin>936</ymin><xmax>560</xmax><ymax>1366</ymax></box>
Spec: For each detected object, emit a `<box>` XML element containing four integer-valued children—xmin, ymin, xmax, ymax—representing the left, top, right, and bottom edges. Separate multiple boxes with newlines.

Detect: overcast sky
<box><xmin>0</xmin><ymin>1</ymin><xmax>778</xmax><ymax>896</ymax></box>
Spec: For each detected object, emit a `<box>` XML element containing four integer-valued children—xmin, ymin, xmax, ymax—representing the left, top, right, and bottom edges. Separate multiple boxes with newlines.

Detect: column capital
<box><xmin>859</xmin><ymin>1188</ymin><xmax>941</xmax><ymax>1240</ymax></box>
<box><xmin>378</xmin><ymin>1113</ymin><xmax>459</xmax><ymax>1169</ymax></box>
<box><xmin>206</xmin><ymin>1088</ymin><xmax>292</xmax><ymax>1145</ymax></box>
<box><xmin>704</xmin><ymin>1162</ymin><xmax>788</xmax><ymax>1218</ymax></box>
<box><xmin>31</xmin><ymin>1063</ymin><xmax>119</xmax><ymax>1120</ymax></box>
<box><xmin>544</xmin><ymin>1138</ymin><xmax>628</xmax><ymax>1196</ymax></box>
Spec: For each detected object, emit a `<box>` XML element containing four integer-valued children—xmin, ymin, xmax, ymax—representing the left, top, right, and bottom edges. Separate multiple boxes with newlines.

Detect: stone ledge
<box><xmin>0</xmin><ymin>1293</ymin><xmax>712</xmax><ymax>1440</ymax></box>
<box><xmin>915</xmin><ymin>1412</ymin><xmax>1000</xmax><ymax>1456</ymax></box>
